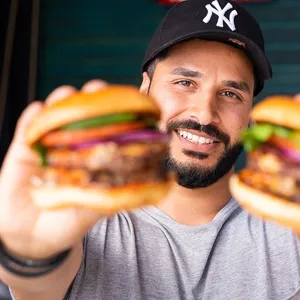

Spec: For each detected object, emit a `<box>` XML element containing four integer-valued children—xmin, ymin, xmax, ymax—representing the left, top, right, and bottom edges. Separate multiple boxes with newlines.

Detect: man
<box><xmin>0</xmin><ymin>0</ymin><xmax>299</xmax><ymax>299</ymax></box>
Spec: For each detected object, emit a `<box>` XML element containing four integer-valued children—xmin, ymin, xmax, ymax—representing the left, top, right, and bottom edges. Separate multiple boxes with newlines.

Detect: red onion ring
<box><xmin>281</xmin><ymin>147</ymin><xmax>300</xmax><ymax>164</ymax></box>
<box><xmin>70</xmin><ymin>130</ymin><xmax>169</xmax><ymax>150</ymax></box>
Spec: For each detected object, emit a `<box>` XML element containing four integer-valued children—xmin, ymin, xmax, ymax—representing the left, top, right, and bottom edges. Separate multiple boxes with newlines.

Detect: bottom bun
<box><xmin>229</xmin><ymin>173</ymin><xmax>300</xmax><ymax>232</ymax></box>
<box><xmin>31</xmin><ymin>180</ymin><xmax>173</xmax><ymax>214</ymax></box>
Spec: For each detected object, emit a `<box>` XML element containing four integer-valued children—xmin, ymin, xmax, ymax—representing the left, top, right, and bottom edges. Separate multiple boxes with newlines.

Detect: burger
<box><xmin>25</xmin><ymin>85</ymin><xmax>173</xmax><ymax>213</ymax></box>
<box><xmin>229</xmin><ymin>96</ymin><xmax>300</xmax><ymax>231</ymax></box>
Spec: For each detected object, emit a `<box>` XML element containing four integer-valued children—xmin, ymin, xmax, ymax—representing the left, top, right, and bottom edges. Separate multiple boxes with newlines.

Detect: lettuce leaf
<box><xmin>34</xmin><ymin>143</ymin><xmax>48</xmax><ymax>167</ymax></box>
<box><xmin>240</xmin><ymin>124</ymin><xmax>293</xmax><ymax>152</ymax></box>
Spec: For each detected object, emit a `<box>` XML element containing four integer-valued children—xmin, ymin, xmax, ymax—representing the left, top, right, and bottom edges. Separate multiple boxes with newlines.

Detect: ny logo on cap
<box><xmin>203</xmin><ymin>0</ymin><xmax>238</xmax><ymax>31</ymax></box>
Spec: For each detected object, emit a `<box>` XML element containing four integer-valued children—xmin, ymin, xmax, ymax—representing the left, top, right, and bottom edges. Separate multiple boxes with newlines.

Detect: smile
<box><xmin>177</xmin><ymin>130</ymin><xmax>217</xmax><ymax>145</ymax></box>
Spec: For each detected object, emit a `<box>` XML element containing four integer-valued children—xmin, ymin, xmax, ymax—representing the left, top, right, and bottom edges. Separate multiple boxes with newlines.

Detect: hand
<box><xmin>0</xmin><ymin>80</ymin><xmax>109</xmax><ymax>259</ymax></box>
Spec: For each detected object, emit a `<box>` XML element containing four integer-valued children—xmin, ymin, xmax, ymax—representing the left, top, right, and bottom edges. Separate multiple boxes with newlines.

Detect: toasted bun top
<box><xmin>229</xmin><ymin>173</ymin><xmax>300</xmax><ymax>232</ymax></box>
<box><xmin>251</xmin><ymin>95</ymin><xmax>300</xmax><ymax>130</ymax></box>
<box><xmin>26</xmin><ymin>85</ymin><xmax>160</xmax><ymax>146</ymax></box>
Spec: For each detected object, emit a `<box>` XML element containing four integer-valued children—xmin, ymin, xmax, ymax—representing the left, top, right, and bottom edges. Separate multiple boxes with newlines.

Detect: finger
<box><xmin>81</xmin><ymin>79</ymin><xmax>108</xmax><ymax>93</ymax></box>
<box><xmin>45</xmin><ymin>85</ymin><xmax>77</xmax><ymax>106</ymax></box>
<box><xmin>294</xmin><ymin>94</ymin><xmax>300</xmax><ymax>102</ymax></box>
<box><xmin>13</xmin><ymin>101</ymin><xmax>43</xmax><ymax>145</ymax></box>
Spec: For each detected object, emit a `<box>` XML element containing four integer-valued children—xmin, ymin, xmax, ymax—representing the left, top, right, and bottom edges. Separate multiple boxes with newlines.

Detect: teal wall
<box><xmin>37</xmin><ymin>0</ymin><xmax>168</xmax><ymax>99</ymax></box>
<box><xmin>37</xmin><ymin>0</ymin><xmax>300</xmax><ymax>100</ymax></box>
<box><xmin>37</xmin><ymin>0</ymin><xmax>300</xmax><ymax>169</ymax></box>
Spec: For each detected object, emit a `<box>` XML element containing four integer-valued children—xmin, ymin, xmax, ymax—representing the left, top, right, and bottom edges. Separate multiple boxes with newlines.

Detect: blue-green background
<box><xmin>36</xmin><ymin>0</ymin><xmax>300</xmax><ymax>169</ymax></box>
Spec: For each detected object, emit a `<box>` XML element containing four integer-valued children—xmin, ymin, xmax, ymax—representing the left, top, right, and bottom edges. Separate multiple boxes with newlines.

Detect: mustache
<box><xmin>166</xmin><ymin>120</ymin><xmax>230</xmax><ymax>146</ymax></box>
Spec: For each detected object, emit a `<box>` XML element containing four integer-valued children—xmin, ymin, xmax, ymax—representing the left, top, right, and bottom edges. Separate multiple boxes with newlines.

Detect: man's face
<box><xmin>140</xmin><ymin>39</ymin><xmax>255</xmax><ymax>189</ymax></box>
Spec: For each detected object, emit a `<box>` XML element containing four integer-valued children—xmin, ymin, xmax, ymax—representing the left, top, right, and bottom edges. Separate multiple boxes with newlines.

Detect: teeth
<box><xmin>178</xmin><ymin>130</ymin><xmax>215</xmax><ymax>144</ymax></box>
<box><xmin>192</xmin><ymin>135</ymin><xmax>199</xmax><ymax>142</ymax></box>
<box><xmin>198</xmin><ymin>137</ymin><xmax>206</xmax><ymax>144</ymax></box>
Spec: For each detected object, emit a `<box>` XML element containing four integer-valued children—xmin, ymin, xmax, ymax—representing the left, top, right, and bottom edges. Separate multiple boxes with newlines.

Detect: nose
<box><xmin>187</xmin><ymin>92</ymin><xmax>220</xmax><ymax>125</ymax></box>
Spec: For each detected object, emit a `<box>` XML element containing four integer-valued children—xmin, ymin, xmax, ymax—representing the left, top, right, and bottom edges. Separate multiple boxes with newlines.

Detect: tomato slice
<box><xmin>269</xmin><ymin>136</ymin><xmax>297</xmax><ymax>151</ymax></box>
<box><xmin>41</xmin><ymin>122</ymin><xmax>146</xmax><ymax>147</ymax></box>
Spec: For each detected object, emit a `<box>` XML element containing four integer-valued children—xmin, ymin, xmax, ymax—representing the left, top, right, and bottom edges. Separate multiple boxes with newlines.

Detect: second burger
<box><xmin>230</xmin><ymin>96</ymin><xmax>300</xmax><ymax>230</ymax></box>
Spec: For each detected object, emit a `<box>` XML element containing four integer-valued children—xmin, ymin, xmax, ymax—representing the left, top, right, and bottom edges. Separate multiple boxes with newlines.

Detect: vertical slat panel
<box><xmin>37</xmin><ymin>0</ymin><xmax>300</xmax><ymax>170</ymax></box>
<box><xmin>37</xmin><ymin>0</ymin><xmax>168</xmax><ymax>99</ymax></box>
<box><xmin>244</xmin><ymin>0</ymin><xmax>300</xmax><ymax>98</ymax></box>
<box><xmin>37</xmin><ymin>0</ymin><xmax>300</xmax><ymax>100</ymax></box>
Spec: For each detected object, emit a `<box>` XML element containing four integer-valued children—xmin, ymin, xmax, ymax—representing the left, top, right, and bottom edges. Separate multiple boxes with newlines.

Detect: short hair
<box><xmin>144</xmin><ymin>48</ymin><xmax>169</xmax><ymax>80</ymax></box>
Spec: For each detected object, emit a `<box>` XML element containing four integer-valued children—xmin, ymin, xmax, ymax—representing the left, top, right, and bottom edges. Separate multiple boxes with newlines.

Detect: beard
<box><xmin>164</xmin><ymin>120</ymin><xmax>243</xmax><ymax>189</ymax></box>
<box><xmin>165</xmin><ymin>142</ymin><xmax>242</xmax><ymax>189</ymax></box>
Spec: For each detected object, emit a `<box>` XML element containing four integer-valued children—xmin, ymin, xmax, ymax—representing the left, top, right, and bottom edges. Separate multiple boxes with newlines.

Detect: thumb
<box><xmin>12</xmin><ymin>101</ymin><xmax>43</xmax><ymax>145</ymax></box>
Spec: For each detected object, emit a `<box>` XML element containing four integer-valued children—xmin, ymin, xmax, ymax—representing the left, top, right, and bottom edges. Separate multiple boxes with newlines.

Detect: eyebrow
<box><xmin>170</xmin><ymin>67</ymin><xmax>202</xmax><ymax>78</ymax></box>
<box><xmin>222</xmin><ymin>80</ymin><xmax>251</xmax><ymax>93</ymax></box>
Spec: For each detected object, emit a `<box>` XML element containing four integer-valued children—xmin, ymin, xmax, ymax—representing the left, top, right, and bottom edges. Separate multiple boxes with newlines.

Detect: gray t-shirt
<box><xmin>66</xmin><ymin>198</ymin><xmax>300</xmax><ymax>300</ymax></box>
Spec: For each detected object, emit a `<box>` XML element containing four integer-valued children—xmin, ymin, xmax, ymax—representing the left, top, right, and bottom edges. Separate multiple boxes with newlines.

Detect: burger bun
<box><xmin>31</xmin><ymin>180</ymin><xmax>173</xmax><ymax>214</ymax></box>
<box><xmin>229</xmin><ymin>174</ymin><xmax>300</xmax><ymax>232</ymax></box>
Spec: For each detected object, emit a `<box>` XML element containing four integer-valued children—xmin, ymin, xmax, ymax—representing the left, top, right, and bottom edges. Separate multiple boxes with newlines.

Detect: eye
<box><xmin>221</xmin><ymin>91</ymin><xmax>241</xmax><ymax>100</ymax></box>
<box><xmin>175</xmin><ymin>80</ymin><xmax>194</xmax><ymax>88</ymax></box>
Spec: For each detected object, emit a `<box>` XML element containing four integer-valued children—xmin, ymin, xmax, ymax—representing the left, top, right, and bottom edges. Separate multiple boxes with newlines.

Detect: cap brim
<box><xmin>143</xmin><ymin>30</ymin><xmax>272</xmax><ymax>95</ymax></box>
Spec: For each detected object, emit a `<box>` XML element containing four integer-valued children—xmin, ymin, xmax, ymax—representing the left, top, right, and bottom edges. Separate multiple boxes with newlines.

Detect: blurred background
<box><xmin>1</xmin><ymin>0</ymin><xmax>299</xmax><ymax>167</ymax></box>
<box><xmin>0</xmin><ymin>0</ymin><xmax>298</xmax><ymax>296</ymax></box>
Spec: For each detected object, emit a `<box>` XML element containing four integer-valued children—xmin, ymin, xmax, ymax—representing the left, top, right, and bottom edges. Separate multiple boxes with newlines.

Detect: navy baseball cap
<box><xmin>142</xmin><ymin>0</ymin><xmax>272</xmax><ymax>96</ymax></box>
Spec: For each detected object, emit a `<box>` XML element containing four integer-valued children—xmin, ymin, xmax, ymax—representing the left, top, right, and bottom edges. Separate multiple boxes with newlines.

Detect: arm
<box><xmin>0</xmin><ymin>242</ymin><xmax>82</xmax><ymax>300</ymax></box>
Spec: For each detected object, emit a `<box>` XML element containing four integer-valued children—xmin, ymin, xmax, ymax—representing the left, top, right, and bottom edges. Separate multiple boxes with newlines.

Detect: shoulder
<box><xmin>226</xmin><ymin>199</ymin><xmax>300</xmax><ymax>252</ymax></box>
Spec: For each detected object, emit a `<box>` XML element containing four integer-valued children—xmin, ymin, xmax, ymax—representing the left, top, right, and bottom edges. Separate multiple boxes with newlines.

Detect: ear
<box><xmin>140</xmin><ymin>72</ymin><xmax>151</xmax><ymax>95</ymax></box>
